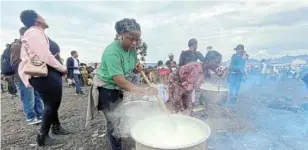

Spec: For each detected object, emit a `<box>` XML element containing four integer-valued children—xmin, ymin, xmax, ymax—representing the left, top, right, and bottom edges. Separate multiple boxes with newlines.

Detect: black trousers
<box><xmin>98</xmin><ymin>87</ymin><xmax>123</xmax><ymax>150</ymax></box>
<box><xmin>30</xmin><ymin>68</ymin><xmax>62</xmax><ymax>135</ymax></box>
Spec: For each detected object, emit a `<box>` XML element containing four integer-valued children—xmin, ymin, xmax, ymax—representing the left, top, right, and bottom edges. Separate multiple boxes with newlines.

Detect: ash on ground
<box><xmin>1</xmin><ymin>79</ymin><xmax>308</xmax><ymax>150</ymax></box>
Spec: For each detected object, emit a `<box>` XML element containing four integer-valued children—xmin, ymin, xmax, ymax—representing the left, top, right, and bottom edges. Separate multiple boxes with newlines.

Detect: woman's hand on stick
<box><xmin>145</xmin><ymin>87</ymin><xmax>158</xmax><ymax>96</ymax></box>
<box><xmin>134</xmin><ymin>63</ymin><xmax>144</xmax><ymax>73</ymax></box>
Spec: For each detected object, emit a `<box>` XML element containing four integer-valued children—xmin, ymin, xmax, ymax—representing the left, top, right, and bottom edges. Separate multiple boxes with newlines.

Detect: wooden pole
<box><xmin>140</xmin><ymin>71</ymin><xmax>169</xmax><ymax>113</ymax></box>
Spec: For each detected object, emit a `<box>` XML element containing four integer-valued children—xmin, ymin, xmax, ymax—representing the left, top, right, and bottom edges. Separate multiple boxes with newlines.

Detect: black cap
<box><xmin>234</xmin><ymin>44</ymin><xmax>244</xmax><ymax>50</ymax></box>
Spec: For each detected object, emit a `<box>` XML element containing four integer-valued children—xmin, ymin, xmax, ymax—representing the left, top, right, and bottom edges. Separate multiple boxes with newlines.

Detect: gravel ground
<box><xmin>1</xmin><ymin>86</ymin><xmax>112</xmax><ymax>150</ymax></box>
<box><xmin>1</xmin><ymin>78</ymin><xmax>308</xmax><ymax>150</ymax></box>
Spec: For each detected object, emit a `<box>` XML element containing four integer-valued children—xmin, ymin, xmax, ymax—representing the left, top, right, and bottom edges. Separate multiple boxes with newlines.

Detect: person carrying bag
<box><xmin>19</xmin><ymin>10</ymin><xmax>68</xmax><ymax>146</ymax></box>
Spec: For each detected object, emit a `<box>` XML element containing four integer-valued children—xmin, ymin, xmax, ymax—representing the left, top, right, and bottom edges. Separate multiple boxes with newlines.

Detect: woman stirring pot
<box><xmin>95</xmin><ymin>18</ymin><xmax>158</xmax><ymax>150</ymax></box>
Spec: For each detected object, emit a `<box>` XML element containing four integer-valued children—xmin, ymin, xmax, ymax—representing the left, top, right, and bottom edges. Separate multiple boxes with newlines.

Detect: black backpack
<box><xmin>1</xmin><ymin>44</ymin><xmax>15</xmax><ymax>76</ymax></box>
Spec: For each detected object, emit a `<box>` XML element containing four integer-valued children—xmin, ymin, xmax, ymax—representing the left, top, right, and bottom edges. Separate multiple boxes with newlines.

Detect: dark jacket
<box><xmin>179</xmin><ymin>50</ymin><xmax>205</xmax><ymax>66</ymax></box>
<box><xmin>66</xmin><ymin>57</ymin><xmax>80</xmax><ymax>79</ymax></box>
<box><xmin>10</xmin><ymin>40</ymin><xmax>22</xmax><ymax>82</ymax></box>
<box><xmin>48</xmin><ymin>38</ymin><xmax>62</xmax><ymax>65</ymax></box>
<box><xmin>165</xmin><ymin>60</ymin><xmax>177</xmax><ymax>69</ymax></box>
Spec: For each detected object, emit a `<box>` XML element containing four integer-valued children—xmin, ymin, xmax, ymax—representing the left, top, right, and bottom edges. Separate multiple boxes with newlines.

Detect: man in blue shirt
<box><xmin>228</xmin><ymin>44</ymin><xmax>247</xmax><ymax>103</ymax></box>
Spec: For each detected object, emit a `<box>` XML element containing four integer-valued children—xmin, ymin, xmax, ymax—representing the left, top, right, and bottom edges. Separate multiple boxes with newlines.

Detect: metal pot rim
<box><xmin>123</xmin><ymin>100</ymin><xmax>153</xmax><ymax>106</ymax></box>
<box><xmin>131</xmin><ymin>114</ymin><xmax>211</xmax><ymax>149</ymax></box>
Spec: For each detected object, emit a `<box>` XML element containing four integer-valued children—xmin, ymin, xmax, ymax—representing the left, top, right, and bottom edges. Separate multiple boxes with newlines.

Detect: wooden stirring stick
<box><xmin>140</xmin><ymin>71</ymin><xmax>170</xmax><ymax>113</ymax></box>
<box><xmin>140</xmin><ymin>71</ymin><xmax>177</xmax><ymax>131</ymax></box>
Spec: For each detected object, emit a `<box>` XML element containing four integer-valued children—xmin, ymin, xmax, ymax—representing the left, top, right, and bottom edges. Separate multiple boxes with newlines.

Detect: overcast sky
<box><xmin>1</xmin><ymin>1</ymin><xmax>308</xmax><ymax>63</ymax></box>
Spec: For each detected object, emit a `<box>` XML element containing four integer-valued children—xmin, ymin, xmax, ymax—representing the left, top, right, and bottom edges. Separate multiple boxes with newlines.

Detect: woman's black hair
<box><xmin>115</xmin><ymin>18</ymin><xmax>141</xmax><ymax>35</ymax></box>
<box><xmin>203</xmin><ymin>50</ymin><xmax>222</xmax><ymax>79</ymax></box>
<box><xmin>20</xmin><ymin>10</ymin><xmax>38</xmax><ymax>28</ymax></box>
<box><xmin>204</xmin><ymin>50</ymin><xmax>222</xmax><ymax>62</ymax></box>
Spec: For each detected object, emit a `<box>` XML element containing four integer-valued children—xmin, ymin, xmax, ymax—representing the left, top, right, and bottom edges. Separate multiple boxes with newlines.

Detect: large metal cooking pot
<box><xmin>121</xmin><ymin>100</ymin><xmax>163</xmax><ymax>137</ymax></box>
<box><xmin>131</xmin><ymin>114</ymin><xmax>211</xmax><ymax>150</ymax></box>
<box><xmin>199</xmin><ymin>85</ymin><xmax>229</xmax><ymax>105</ymax></box>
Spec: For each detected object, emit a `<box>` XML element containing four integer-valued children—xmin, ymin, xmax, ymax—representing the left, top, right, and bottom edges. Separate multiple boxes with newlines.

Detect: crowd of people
<box><xmin>64</xmin><ymin>50</ymin><xmax>99</xmax><ymax>95</ymax></box>
<box><xmin>1</xmin><ymin>9</ymin><xmax>308</xmax><ymax>150</ymax></box>
<box><xmin>259</xmin><ymin>61</ymin><xmax>308</xmax><ymax>82</ymax></box>
<box><xmin>0</xmin><ymin>10</ymin><xmax>100</xmax><ymax>146</ymax></box>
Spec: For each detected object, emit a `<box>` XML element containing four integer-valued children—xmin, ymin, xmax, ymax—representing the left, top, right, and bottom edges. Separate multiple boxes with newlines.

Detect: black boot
<box><xmin>36</xmin><ymin>133</ymin><xmax>63</xmax><ymax>146</ymax></box>
<box><xmin>51</xmin><ymin>124</ymin><xmax>70</xmax><ymax>135</ymax></box>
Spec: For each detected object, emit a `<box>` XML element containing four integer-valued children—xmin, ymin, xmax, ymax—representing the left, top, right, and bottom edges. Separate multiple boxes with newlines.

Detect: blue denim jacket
<box><xmin>229</xmin><ymin>53</ymin><xmax>246</xmax><ymax>74</ymax></box>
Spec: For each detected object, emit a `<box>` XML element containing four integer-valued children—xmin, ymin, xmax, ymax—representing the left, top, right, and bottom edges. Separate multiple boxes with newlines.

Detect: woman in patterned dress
<box><xmin>168</xmin><ymin>50</ymin><xmax>223</xmax><ymax>115</ymax></box>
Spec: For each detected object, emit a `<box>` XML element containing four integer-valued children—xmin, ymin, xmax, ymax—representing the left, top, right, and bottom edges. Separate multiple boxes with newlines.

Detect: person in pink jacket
<box><xmin>19</xmin><ymin>10</ymin><xmax>68</xmax><ymax>146</ymax></box>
